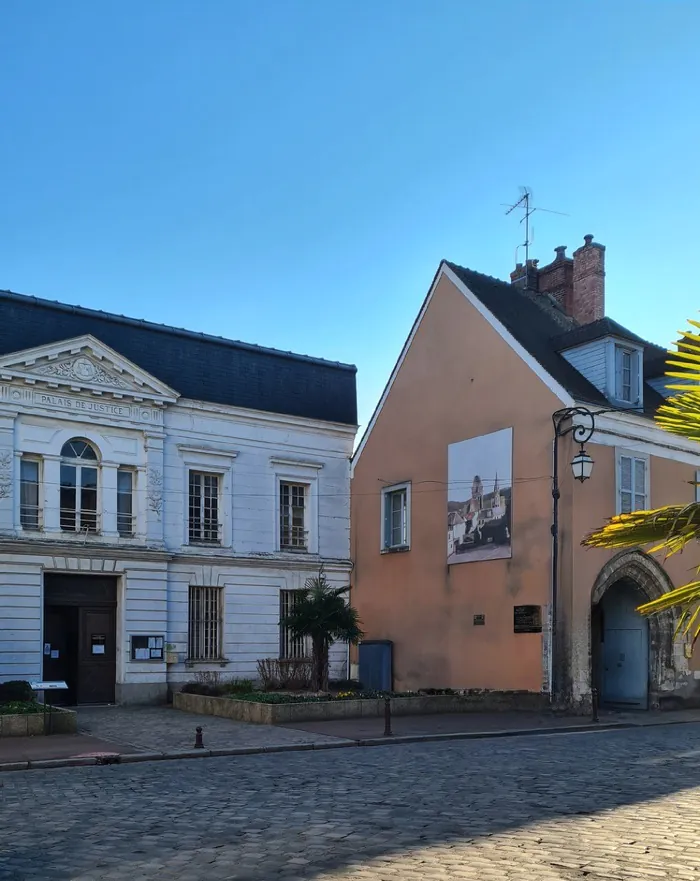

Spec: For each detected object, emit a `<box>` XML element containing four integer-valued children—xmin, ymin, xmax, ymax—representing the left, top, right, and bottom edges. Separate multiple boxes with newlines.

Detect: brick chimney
<box><xmin>571</xmin><ymin>234</ymin><xmax>605</xmax><ymax>324</ymax></box>
<box><xmin>537</xmin><ymin>245</ymin><xmax>573</xmax><ymax>312</ymax></box>
<box><xmin>509</xmin><ymin>259</ymin><xmax>539</xmax><ymax>289</ymax></box>
<box><xmin>510</xmin><ymin>234</ymin><xmax>605</xmax><ymax>324</ymax></box>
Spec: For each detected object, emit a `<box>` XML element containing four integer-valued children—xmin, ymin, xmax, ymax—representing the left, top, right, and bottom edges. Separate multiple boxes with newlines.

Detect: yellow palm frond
<box><xmin>582</xmin><ymin>503</ymin><xmax>700</xmax><ymax>556</ymax></box>
<box><xmin>652</xmin><ymin>320</ymin><xmax>700</xmax><ymax>440</ymax></box>
<box><xmin>638</xmin><ymin>583</ymin><xmax>700</xmax><ymax>618</ymax></box>
<box><xmin>655</xmin><ymin>392</ymin><xmax>700</xmax><ymax>442</ymax></box>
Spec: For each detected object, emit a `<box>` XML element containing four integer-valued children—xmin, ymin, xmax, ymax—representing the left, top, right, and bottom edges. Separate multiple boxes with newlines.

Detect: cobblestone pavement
<box><xmin>3</xmin><ymin>723</ymin><xmax>700</xmax><ymax>880</ymax></box>
<box><xmin>77</xmin><ymin>705</ymin><xmax>350</xmax><ymax>752</ymax></box>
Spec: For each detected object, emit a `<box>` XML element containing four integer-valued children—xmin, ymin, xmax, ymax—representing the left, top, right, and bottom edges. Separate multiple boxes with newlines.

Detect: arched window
<box><xmin>60</xmin><ymin>438</ymin><xmax>99</xmax><ymax>533</ymax></box>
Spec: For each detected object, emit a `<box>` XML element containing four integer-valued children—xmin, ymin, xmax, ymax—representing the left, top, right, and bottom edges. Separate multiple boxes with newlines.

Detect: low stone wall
<box><xmin>174</xmin><ymin>690</ymin><xmax>547</xmax><ymax>725</ymax></box>
<box><xmin>0</xmin><ymin>707</ymin><xmax>77</xmax><ymax>737</ymax></box>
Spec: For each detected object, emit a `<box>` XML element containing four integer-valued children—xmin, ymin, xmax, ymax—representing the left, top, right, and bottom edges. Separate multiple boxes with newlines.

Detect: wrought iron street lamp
<box><xmin>550</xmin><ymin>406</ymin><xmax>597</xmax><ymax>703</ymax></box>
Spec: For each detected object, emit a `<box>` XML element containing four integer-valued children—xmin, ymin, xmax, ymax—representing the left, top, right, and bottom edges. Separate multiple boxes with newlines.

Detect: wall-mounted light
<box><xmin>571</xmin><ymin>447</ymin><xmax>594</xmax><ymax>482</ymax></box>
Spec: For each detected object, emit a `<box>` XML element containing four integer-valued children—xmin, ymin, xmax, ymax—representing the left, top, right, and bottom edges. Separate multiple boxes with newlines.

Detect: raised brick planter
<box><xmin>173</xmin><ymin>690</ymin><xmax>547</xmax><ymax>725</ymax></box>
<box><xmin>0</xmin><ymin>707</ymin><xmax>77</xmax><ymax>737</ymax></box>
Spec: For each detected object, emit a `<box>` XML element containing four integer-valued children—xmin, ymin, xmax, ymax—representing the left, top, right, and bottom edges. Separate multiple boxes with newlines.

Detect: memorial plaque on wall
<box><xmin>513</xmin><ymin>605</ymin><xmax>542</xmax><ymax>634</ymax></box>
<box><xmin>131</xmin><ymin>635</ymin><xmax>165</xmax><ymax>661</ymax></box>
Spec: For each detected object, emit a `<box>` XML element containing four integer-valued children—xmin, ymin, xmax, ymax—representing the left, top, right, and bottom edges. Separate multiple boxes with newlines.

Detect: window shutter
<box><xmin>383</xmin><ymin>493</ymin><xmax>391</xmax><ymax>547</ymax></box>
<box><xmin>614</xmin><ymin>346</ymin><xmax>624</xmax><ymax>399</ymax></box>
<box><xmin>633</xmin><ymin>458</ymin><xmax>647</xmax><ymax>510</ymax></box>
<box><xmin>619</xmin><ymin>455</ymin><xmax>633</xmax><ymax>514</ymax></box>
<box><xmin>630</xmin><ymin>352</ymin><xmax>640</xmax><ymax>404</ymax></box>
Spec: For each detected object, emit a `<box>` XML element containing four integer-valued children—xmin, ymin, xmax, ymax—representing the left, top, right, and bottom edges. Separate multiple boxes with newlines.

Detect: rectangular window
<box><xmin>187</xmin><ymin>586</ymin><xmax>223</xmax><ymax>661</ymax></box>
<box><xmin>619</xmin><ymin>453</ymin><xmax>648</xmax><ymax>514</ymax></box>
<box><xmin>60</xmin><ymin>463</ymin><xmax>98</xmax><ymax>532</ymax></box>
<box><xmin>188</xmin><ymin>471</ymin><xmax>220</xmax><ymax>544</ymax></box>
<box><xmin>279</xmin><ymin>590</ymin><xmax>311</xmax><ymax>660</ymax></box>
<box><xmin>280</xmin><ymin>482</ymin><xmax>307</xmax><ymax>550</ymax></box>
<box><xmin>615</xmin><ymin>346</ymin><xmax>640</xmax><ymax>404</ymax></box>
<box><xmin>20</xmin><ymin>459</ymin><xmax>41</xmax><ymax>530</ymax></box>
<box><xmin>117</xmin><ymin>469</ymin><xmax>134</xmax><ymax>537</ymax></box>
<box><xmin>382</xmin><ymin>484</ymin><xmax>410</xmax><ymax>549</ymax></box>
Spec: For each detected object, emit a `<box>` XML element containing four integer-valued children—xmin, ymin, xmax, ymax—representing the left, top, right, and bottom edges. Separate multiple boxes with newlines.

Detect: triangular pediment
<box><xmin>0</xmin><ymin>335</ymin><xmax>179</xmax><ymax>404</ymax></box>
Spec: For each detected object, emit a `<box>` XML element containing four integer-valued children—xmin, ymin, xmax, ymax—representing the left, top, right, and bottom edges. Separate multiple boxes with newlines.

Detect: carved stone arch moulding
<box><xmin>590</xmin><ymin>549</ymin><xmax>685</xmax><ymax>706</ymax></box>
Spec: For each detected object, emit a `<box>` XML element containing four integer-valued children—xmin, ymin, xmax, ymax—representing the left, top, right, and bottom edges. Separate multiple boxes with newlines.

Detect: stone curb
<box><xmin>1</xmin><ymin>716</ymin><xmax>697</xmax><ymax>774</ymax></box>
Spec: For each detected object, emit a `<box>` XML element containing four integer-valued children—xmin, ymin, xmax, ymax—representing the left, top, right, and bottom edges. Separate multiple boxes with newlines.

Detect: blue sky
<box><xmin>2</xmin><ymin>1</ymin><xmax>698</xmax><ymax>433</ymax></box>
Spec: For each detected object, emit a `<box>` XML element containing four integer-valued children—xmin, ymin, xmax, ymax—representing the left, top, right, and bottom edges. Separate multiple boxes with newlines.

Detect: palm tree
<box><xmin>282</xmin><ymin>567</ymin><xmax>364</xmax><ymax>692</ymax></box>
<box><xmin>583</xmin><ymin>317</ymin><xmax>700</xmax><ymax>646</ymax></box>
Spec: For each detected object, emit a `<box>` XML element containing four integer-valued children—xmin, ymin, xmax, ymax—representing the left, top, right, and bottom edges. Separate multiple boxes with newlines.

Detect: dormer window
<box><xmin>614</xmin><ymin>345</ymin><xmax>640</xmax><ymax>405</ymax></box>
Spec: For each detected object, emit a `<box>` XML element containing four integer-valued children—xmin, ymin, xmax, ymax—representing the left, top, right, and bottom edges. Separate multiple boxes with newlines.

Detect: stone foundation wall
<box><xmin>0</xmin><ymin>707</ymin><xmax>76</xmax><ymax>737</ymax></box>
<box><xmin>174</xmin><ymin>690</ymin><xmax>549</xmax><ymax>725</ymax></box>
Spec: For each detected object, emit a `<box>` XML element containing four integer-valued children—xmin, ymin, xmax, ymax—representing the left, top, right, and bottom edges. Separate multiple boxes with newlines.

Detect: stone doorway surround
<box><xmin>590</xmin><ymin>550</ymin><xmax>686</xmax><ymax>709</ymax></box>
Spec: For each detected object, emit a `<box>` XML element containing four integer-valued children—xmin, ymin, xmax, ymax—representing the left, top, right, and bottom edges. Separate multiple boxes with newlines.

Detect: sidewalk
<box><xmin>277</xmin><ymin>707</ymin><xmax>700</xmax><ymax>741</ymax></box>
<box><xmin>1</xmin><ymin>705</ymin><xmax>700</xmax><ymax>773</ymax></box>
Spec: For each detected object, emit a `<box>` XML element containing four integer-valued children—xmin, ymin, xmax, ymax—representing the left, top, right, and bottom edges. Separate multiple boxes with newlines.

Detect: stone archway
<box><xmin>590</xmin><ymin>550</ymin><xmax>678</xmax><ymax>709</ymax></box>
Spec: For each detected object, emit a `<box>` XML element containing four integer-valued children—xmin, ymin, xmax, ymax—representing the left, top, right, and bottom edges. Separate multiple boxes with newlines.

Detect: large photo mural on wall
<box><xmin>447</xmin><ymin>427</ymin><xmax>512</xmax><ymax>564</ymax></box>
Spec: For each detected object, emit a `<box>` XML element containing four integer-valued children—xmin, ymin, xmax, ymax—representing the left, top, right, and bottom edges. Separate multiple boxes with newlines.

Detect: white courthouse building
<box><xmin>0</xmin><ymin>289</ymin><xmax>357</xmax><ymax>703</ymax></box>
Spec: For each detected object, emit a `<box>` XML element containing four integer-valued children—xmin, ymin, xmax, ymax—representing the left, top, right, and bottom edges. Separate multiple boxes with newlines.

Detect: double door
<box><xmin>44</xmin><ymin>574</ymin><xmax>117</xmax><ymax>705</ymax></box>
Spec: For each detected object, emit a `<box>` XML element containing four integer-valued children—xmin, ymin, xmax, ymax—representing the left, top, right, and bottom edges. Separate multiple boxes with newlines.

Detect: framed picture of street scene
<box><xmin>447</xmin><ymin>427</ymin><xmax>512</xmax><ymax>564</ymax></box>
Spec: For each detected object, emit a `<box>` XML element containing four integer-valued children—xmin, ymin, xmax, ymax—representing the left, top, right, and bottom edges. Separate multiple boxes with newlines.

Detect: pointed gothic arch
<box><xmin>590</xmin><ymin>550</ymin><xmax>679</xmax><ymax>709</ymax></box>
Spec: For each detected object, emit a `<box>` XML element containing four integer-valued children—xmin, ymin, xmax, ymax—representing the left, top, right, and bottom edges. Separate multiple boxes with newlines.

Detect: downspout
<box><xmin>550</xmin><ymin>431</ymin><xmax>559</xmax><ymax>705</ymax></box>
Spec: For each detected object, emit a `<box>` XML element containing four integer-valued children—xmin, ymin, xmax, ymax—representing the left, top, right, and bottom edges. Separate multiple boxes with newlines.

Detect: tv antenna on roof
<box><xmin>502</xmin><ymin>187</ymin><xmax>569</xmax><ymax>288</ymax></box>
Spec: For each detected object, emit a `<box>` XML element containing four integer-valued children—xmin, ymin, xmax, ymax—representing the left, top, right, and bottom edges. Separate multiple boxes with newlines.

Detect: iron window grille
<box><xmin>188</xmin><ymin>585</ymin><xmax>223</xmax><ymax>661</ymax></box>
<box><xmin>279</xmin><ymin>590</ymin><xmax>311</xmax><ymax>660</ymax></box>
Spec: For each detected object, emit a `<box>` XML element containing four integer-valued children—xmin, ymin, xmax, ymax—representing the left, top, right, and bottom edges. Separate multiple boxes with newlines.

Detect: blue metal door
<box><xmin>602</xmin><ymin>628</ymin><xmax>647</xmax><ymax>706</ymax></box>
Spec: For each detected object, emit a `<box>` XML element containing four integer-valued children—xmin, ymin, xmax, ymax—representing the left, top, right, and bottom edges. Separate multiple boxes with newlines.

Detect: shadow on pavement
<box><xmin>2</xmin><ymin>722</ymin><xmax>700</xmax><ymax>879</ymax></box>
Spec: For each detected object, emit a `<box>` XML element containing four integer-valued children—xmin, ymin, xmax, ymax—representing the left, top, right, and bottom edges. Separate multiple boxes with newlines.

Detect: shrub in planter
<box><xmin>256</xmin><ymin>658</ymin><xmax>312</xmax><ymax>691</ymax></box>
<box><xmin>181</xmin><ymin>674</ymin><xmax>253</xmax><ymax>697</ymax></box>
<box><xmin>0</xmin><ymin>680</ymin><xmax>33</xmax><ymax>703</ymax></box>
<box><xmin>329</xmin><ymin>679</ymin><xmax>364</xmax><ymax>692</ymax></box>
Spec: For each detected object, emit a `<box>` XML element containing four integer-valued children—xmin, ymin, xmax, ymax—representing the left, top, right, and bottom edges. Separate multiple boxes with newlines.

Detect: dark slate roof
<box><xmin>551</xmin><ymin>317</ymin><xmax>654</xmax><ymax>351</ymax></box>
<box><xmin>445</xmin><ymin>262</ymin><xmax>664</xmax><ymax>418</ymax></box>
<box><xmin>0</xmin><ymin>289</ymin><xmax>357</xmax><ymax>425</ymax></box>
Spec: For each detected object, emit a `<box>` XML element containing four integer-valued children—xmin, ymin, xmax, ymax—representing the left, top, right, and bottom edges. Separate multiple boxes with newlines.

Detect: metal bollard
<box><xmin>591</xmin><ymin>688</ymin><xmax>599</xmax><ymax>724</ymax></box>
<box><xmin>194</xmin><ymin>726</ymin><xmax>204</xmax><ymax>749</ymax></box>
<box><xmin>383</xmin><ymin>697</ymin><xmax>392</xmax><ymax>737</ymax></box>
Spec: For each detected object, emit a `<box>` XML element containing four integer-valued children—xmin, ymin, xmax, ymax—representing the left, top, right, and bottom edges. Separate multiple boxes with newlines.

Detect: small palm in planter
<box><xmin>282</xmin><ymin>567</ymin><xmax>363</xmax><ymax>692</ymax></box>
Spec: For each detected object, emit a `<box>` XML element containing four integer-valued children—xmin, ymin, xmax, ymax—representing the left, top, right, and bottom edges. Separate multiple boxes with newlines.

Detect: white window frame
<box><xmin>178</xmin><ymin>445</ymin><xmax>236</xmax><ymax>549</ymax></box>
<box><xmin>117</xmin><ymin>467</ymin><xmax>136</xmax><ymax>538</ymax></box>
<box><xmin>187</xmin><ymin>585</ymin><xmax>224</xmax><ymax>662</ymax></box>
<box><xmin>616</xmin><ymin>448</ymin><xmax>649</xmax><ymax>515</ymax></box>
<box><xmin>19</xmin><ymin>456</ymin><xmax>42</xmax><ymax>531</ymax></box>
<box><xmin>271</xmin><ymin>458</ymin><xmax>321</xmax><ymax>555</ymax></box>
<box><xmin>380</xmin><ymin>481</ymin><xmax>411</xmax><ymax>552</ymax></box>
<box><xmin>612</xmin><ymin>343</ymin><xmax>642</xmax><ymax>407</ymax></box>
<box><xmin>188</xmin><ymin>470</ymin><xmax>222</xmax><ymax>545</ymax></box>
<box><xmin>59</xmin><ymin>438</ymin><xmax>101</xmax><ymax>534</ymax></box>
<box><xmin>279</xmin><ymin>481</ymin><xmax>309</xmax><ymax>551</ymax></box>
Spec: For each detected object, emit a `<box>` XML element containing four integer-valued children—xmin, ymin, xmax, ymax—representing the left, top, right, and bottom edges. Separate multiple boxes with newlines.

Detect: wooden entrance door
<box><xmin>43</xmin><ymin>575</ymin><xmax>118</xmax><ymax>705</ymax></box>
<box><xmin>77</xmin><ymin>607</ymin><xmax>116</xmax><ymax>704</ymax></box>
<box><xmin>43</xmin><ymin>606</ymin><xmax>79</xmax><ymax>705</ymax></box>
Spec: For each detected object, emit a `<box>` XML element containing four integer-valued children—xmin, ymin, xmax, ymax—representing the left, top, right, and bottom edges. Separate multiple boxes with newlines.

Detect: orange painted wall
<box><xmin>351</xmin><ymin>273</ymin><xmax>563</xmax><ymax>692</ymax></box>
